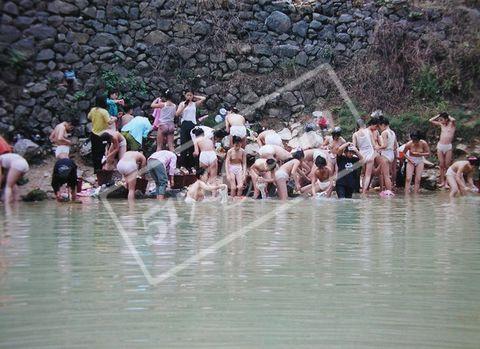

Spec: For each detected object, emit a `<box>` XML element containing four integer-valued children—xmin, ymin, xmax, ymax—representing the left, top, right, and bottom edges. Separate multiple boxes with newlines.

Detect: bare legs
<box><xmin>276</xmin><ymin>178</ymin><xmax>288</xmax><ymax>201</ymax></box>
<box><xmin>4</xmin><ymin>168</ymin><xmax>22</xmax><ymax>203</ymax></box>
<box><xmin>405</xmin><ymin>162</ymin><xmax>424</xmax><ymax>194</ymax></box>
<box><xmin>362</xmin><ymin>160</ymin><xmax>374</xmax><ymax>194</ymax></box>
<box><xmin>438</xmin><ymin>149</ymin><xmax>453</xmax><ymax>187</ymax></box>
<box><xmin>125</xmin><ymin>172</ymin><xmax>137</xmax><ymax>201</ymax></box>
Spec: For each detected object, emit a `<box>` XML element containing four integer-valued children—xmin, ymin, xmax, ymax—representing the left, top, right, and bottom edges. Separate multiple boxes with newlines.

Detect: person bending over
<box><xmin>51</xmin><ymin>158</ymin><xmax>78</xmax><ymax>202</ymax></box>
<box><xmin>275</xmin><ymin>149</ymin><xmax>304</xmax><ymax>201</ymax></box>
<box><xmin>185</xmin><ymin>168</ymin><xmax>227</xmax><ymax>202</ymax></box>
<box><xmin>116</xmin><ymin>151</ymin><xmax>146</xmax><ymax>201</ymax></box>
<box><xmin>249</xmin><ymin>158</ymin><xmax>277</xmax><ymax>199</ymax></box>
<box><xmin>0</xmin><ymin>153</ymin><xmax>29</xmax><ymax>203</ymax></box>
<box><xmin>446</xmin><ymin>157</ymin><xmax>479</xmax><ymax>198</ymax></box>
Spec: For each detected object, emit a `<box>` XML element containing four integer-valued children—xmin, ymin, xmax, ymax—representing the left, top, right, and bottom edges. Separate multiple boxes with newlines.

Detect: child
<box><xmin>185</xmin><ymin>168</ymin><xmax>227</xmax><ymax>202</ymax></box>
<box><xmin>301</xmin><ymin>156</ymin><xmax>334</xmax><ymax>197</ymax></box>
<box><xmin>429</xmin><ymin>112</ymin><xmax>456</xmax><ymax>187</ymax></box>
<box><xmin>249</xmin><ymin>158</ymin><xmax>277</xmax><ymax>199</ymax></box>
<box><xmin>225</xmin><ymin>136</ymin><xmax>246</xmax><ymax>197</ymax></box>
<box><xmin>404</xmin><ymin>131</ymin><xmax>430</xmax><ymax>194</ymax></box>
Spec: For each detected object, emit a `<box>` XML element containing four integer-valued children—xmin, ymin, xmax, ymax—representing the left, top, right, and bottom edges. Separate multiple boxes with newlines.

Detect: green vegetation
<box><xmin>0</xmin><ymin>48</ymin><xmax>28</xmax><ymax>72</ymax></box>
<box><xmin>99</xmin><ymin>70</ymin><xmax>149</xmax><ymax>104</ymax></box>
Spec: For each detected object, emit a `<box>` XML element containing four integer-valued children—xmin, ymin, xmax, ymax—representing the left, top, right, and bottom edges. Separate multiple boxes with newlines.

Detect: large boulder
<box><xmin>265</xmin><ymin>11</ymin><xmax>291</xmax><ymax>33</ymax></box>
<box><xmin>144</xmin><ymin>30</ymin><xmax>170</xmax><ymax>45</ymax></box>
<box><xmin>13</xmin><ymin>139</ymin><xmax>41</xmax><ymax>161</ymax></box>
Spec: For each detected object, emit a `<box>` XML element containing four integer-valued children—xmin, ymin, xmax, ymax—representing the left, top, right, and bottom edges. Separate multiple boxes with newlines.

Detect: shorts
<box><xmin>199</xmin><ymin>150</ymin><xmax>217</xmax><ymax>166</ymax></box>
<box><xmin>11</xmin><ymin>158</ymin><xmax>29</xmax><ymax>173</ymax></box>
<box><xmin>230</xmin><ymin>125</ymin><xmax>247</xmax><ymax>138</ymax></box>
<box><xmin>275</xmin><ymin>169</ymin><xmax>289</xmax><ymax>181</ymax></box>
<box><xmin>437</xmin><ymin>143</ymin><xmax>452</xmax><ymax>154</ymax></box>
<box><xmin>259</xmin><ymin>145</ymin><xmax>275</xmax><ymax>158</ymax></box>
<box><xmin>265</xmin><ymin>133</ymin><xmax>283</xmax><ymax>147</ymax></box>
<box><xmin>228</xmin><ymin>164</ymin><xmax>243</xmax><ymax>176</ymax></box>
<box><xmin>117</xmin><ymin>159</ymin><xmax>137</xmax><ymax>176</ymax></box>
<box><xmin>55</xmin><ymin>145</ymin><xmax>70</xmax><ymax>158</ymax></box>
<box><xmin>159</xmin><ymin>123</ymin><xmax>175</xmax><ymax>135</ymax></box>
<box><xmin>381</xmin><ymin>149</ymin><xmax>395</xmax><ymax>163</ymax></box>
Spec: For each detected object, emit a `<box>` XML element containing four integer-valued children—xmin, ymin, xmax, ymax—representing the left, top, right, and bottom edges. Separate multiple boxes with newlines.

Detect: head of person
<box><xmin>467</xmin><ymin>155</ymin><xmax>479</xmax><ymax>167</ymax></box>
<box><xmin>123</xmin><ymin>103</ymin><xmax>133</xmax><ymax>114</ymax></box>
<box><xmin>315</xmin><ymin>156</ymin><xmax>327</xmax><ymax>169</ymax></box>
<box><xmin>437</xmin><ymin>112</ymin><xmax>450</xmax><ymax>125</ymax></box>
<box><xmin>52</xmin><ymin>159</ymin><xmax>75</xmax><ymax>193</ymax></box>
<box><xmin>192</xmin><ymin>127</ymin><xmax>204</xmax><ymax>137</ymax></box>
<box><xmin>356</xmin><ymin>118</ymin><xmax>365</xmax><ymax>130</ymax></box>
<box><xmin>109</xmin><ymin>90</ymin><xmax>119</xmax><ymax>99</ymax></box>
<box><xmin>232</xmin><ymin>135</ymin><xmax>242</xmax><ymax>149</ymax></box>
<box><xmin>214</xmin><ymin>129</ymin><xmax>227</xmax><ymax>142</ymax></box>
<box><xmin>266</xmin><ymin>158</ymin><xmax>277</xmax><ymax>170</ymax></box>
<box><xmin>410</xmin><ymin>130</ymin><xmax>422</xmax><ymax>143</ymax></box>
<box><xmin>195</xmin><ymin>167</ymin><xmax>208</xmax><ymax>181</ymax></box>
<box><xmin>65</xmin><ymin>118</ymin><xmax>78</xmax><ymax>132</ymax></box>
<box><xmin>184</xmin><ymin>89</ymin><xmax>194</xmax><ymax>102</ymax></box>
<box><xmin>344</xmin><ymin>144</ymin><xmax>356</xmax><ymax>158</ymax></box>
<box><xmin>99</xmin><ymin>132</ymin><xmax>113</xmax><ymax>146</ymax></box>
<box><xmin>378</xmin><ymin>117</ymin><xmax>389</xmax><ymax>131</ymax></box>
<box><xmin>292</xmin><ymin>149</ymin><xmax>305</xmax><ymax>160</ymax></box>
<box><xmin>163</xmin><ymin>89</ymin><xmax>173</xmax><ymax>101</ymax></box>
<box><xmin>367</xmin><ymin>117</ymin><xmax>379</xmax><ymax>130</ymax></box>
<box><xmin>229</xmin><ymin>106</ymin><xmax>239</xmax><ymax>113</ymax></box>
<box><xmin>332</xmin><ymin>126</ymin><xmax>342</xmax><ymax>140</ymax></box>
<box><xmin>95</xmin><ymin>94</ymin><xmax>108</xmax><ymax>109</ymax></box>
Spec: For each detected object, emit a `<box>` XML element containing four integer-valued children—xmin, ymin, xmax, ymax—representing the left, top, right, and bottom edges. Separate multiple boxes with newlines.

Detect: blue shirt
<box><xmin>106</xmin><ymin>98</ymin><xmax>118</xmax><ymax>117</ymax></box>
<box><xmin>121</xmin><ymin>116</ymin><xmax>152</xmax><ymax>145</ymax></box>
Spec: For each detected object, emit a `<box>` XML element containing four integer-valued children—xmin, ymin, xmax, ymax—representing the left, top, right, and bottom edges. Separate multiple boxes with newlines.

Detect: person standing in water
<box><xmin>225</xmin><ymin>107</ymin><xmax>247</xmax><ymax>147</ymax></box>
<box><xmin>225</xmin><ymin>136</ymin><xmax>247</xmax><ymax>197</ymax></box>
<box><xmin>0</xmin><ymin>153</ymin><xmax>29</xmax><ymax>203</ymax></box>
<box><xmin>175</xmin><ymin>89</ymin><xmax>206</xmax><ymax>171</ymax></box>
<box><xmin>151</xmin><ymin>89</ymin><xmax>177</xmax><ymax>152</ymax></box>
<box><xmin>274</xmin><ymin>150</ymin><xmax>305</xmax><ymax>201</ymax></box>
<box><xmin>300</xmin><ymin>156</ymin><xmax>334</xmax><ymax>198</ymax></box>
<box><xmin>49</xmin><ymin>119</ymin><xmax>77</xmax><ymax>159</ymax></box>
<box><xmin>51</xmin><ymin>158</ymin><xmax>78</xmax><ymax>202</ymax></box>
<box><xmin>429</xmin><ymin>112</ymin><xmax>456</xmax><ymax>188</ymax></box>
<box><xmin>192</xmin><ymin>128</ymin><xmax>218</xmax><ymax>186</ymax></box>
<box><xmin>404</xmin><ymin>131</ymin><xmax>430</xmax><ymax>194</ymax></box>
<box><xmin>446</xmin><ymin>157</ymin><xmax>479</xmax><ymax>198</ymax></box>
<box><xmin>378</xmin><ymin>117</ymin><xmax>398</xmax><ymax>188</ymax></box>
<box><xmin>249</xmin><ymin>158</ymin><xmax>277</xmax><ymax>199</ymax></box>
<box><xmin>99</xmin><ymin>130</ymin><xmax>127</xmax><ymax>171</ymax></box>
<box><xmin>147</xmin><ymin>150</ymin><xmax>177</xmax><ymax>200</ymax></box>
<box><xmin>352</xmin><ymin>118</ymin><xmax>379</xmax><ymax>194</ymax></box>
<box><xmin>335</xmin><ymin>143</ymin><xmax>363</xmax><ymax>199</ymax></box>
<box><xmin>116</xmin><ymin>151</ymin><xmax>146</xmax><ymax>201</ymax></box>
<box><xmin>185</xmin><ymin>168</ymin><xmax>227</xmax><ymax>203</ymax></box>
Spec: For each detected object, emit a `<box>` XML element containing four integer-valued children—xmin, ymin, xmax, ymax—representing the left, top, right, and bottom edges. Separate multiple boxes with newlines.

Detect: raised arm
<box><xmin>175</xmin><ymin>101</ymin><xmax>186</xmax><ymax>117</ymax></box>
<box><xmin>194</xmin><ymin>95</ymin><xmax>206</xmax><ymax>107</ymax></box>
<box><xmin>151</xmin><ymin>98</ymin><xmax>164</xmax><ymax>109</ymax></box>
<box><xmin>429</xmin><ymin>114</ymin><xmax>442</xmax><ymax>125</ymax></box>
<box><xmin>337</xmin><ymin>142</ymin><xmax>350</xmax><ymax>156</ymax></box>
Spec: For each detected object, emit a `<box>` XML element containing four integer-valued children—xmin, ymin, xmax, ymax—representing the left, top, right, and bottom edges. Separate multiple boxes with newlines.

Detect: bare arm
<box><xmin>199</xmin><ymin>180</ymin><xmax>226</xmax><ymax>192</ymax></box>
<box><xmin>429</xmin><ymin>115</ymin><xmax>442</xmax><ymax>125</ymax></box>
<box><xmin>337</xmin><ymin>142</ymin><xmax>350</xmax><ymax>156</ymax></box>
<box><xmin>175</xmin><ymin>102</ymin><xmax>186</xmax><ymax>117</ymax></box>
<box><xmin>310</xmin><ymin>170</ymin><xmax>317</xmax><ymax>197</ymax></box>
<box><xmin>242</xmin><ymin>151</ymin><xmax>247</xmax><ymax>177</ymax></box>
<box><xmin>193</xmin><ymin>139</ymin><xmax>199</xmax><ymax>157</ymax></box>
<box><xmin>194</xmin><ymin>95</ymin><xmax>206</xmax><ymax>107</ymax></box>
<box><xmin>151</xmin><ymin>98</ymin><xmax>164</xmax><ymax>109</ymax></box>
<box><xmin>225</xmin><ymin>116</ymin><xmax>230</xmax><ymax>132</ymax></box>
<box><xmin>292</xmin><ymin>161</ymin><xmax>301</xmax><ymax>190</ymax></box>
<box><xmin>325</xmin><ymin>169</ymin><xmax>334</xmax><ymax>198</ymax></box>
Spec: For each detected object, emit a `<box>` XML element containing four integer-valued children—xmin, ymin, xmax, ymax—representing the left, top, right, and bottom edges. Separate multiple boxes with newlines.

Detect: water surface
<box><xmin>0</xmin><ymin>195</ymin><xmax>479</xmax><ymax>348</ymax></box>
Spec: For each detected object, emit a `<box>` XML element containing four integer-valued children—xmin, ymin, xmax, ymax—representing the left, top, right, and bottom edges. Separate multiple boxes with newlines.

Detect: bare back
<box><xmin>195</xmin><ymin>136</ymin><xmax>215</xmax><ymax>152</ymax></box>
<box><xmin>226</xmin><ymin>113</ymin><xmax>245</xmax><ymax>127</ymax></box>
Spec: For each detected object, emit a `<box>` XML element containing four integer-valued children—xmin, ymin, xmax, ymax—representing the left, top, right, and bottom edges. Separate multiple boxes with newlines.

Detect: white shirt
<box><xmin>179</xmin><ymin>101</ymin><xmax>197</xmax><ymax>124</ymax></box>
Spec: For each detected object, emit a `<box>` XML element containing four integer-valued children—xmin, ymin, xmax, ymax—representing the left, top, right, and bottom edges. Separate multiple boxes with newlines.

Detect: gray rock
<box><xmin>15</xmin><ymin>105</ymin><xmax>30</xmax><ymax>117</ymax></box>
<box><xmin>19</xmin><ymin>0</ymin><xmax>34</xmax><ymax>9</ymax></box>
<box><xmin>292</xmin><ymin>20</ymin><xmax>308</xmax><ymax>37</ymax></box>
<box><xmin>259</xmin><ymin>56</ymin><xmax>274</xmax><ymax>68</ymax></box>
<box><xmin>157</xmin><ymin>19</ymin><xmax>172</xmax><ymax>31</ymax></box>
<box><xmin>14</xmin><ymin>16</ymin><xmax>34</xmax><ymax>29</ymax></box>
<box><xmin>204</xmin><ymin>84</ymin><xmax>220</xmax><ymax>95</ymax></box>
<box><xmin>25</xmin><ymin>24</ymin><xmax>57</xmax><ymax>40</ymax></box>
<box><xmin>47</xmin><ymin>15</ymin><xmax>64</xmax><ymax>27</ymax></box>
<box><xmin>282</xmin><ymin>91</ymin><xmax>297</xmax><ymax>106</ymax></box>
<box><xmin>47</xmin><ymin>0</ymin><xmax>79</xmax><ymax>15</ymax></box>
<box><xmin>192</xmin><ymin>21</ymin><xmax>211</xmax><ymax>35</ymax></box>
<box><xmin>89</xmin><ymin>33</ymin><xmax>120</xmax><ymax>47</ymax></box>
<box><xmin>80</xmin><ymin>62</ymin><xmax>98</xmax><ymax>74</ymax></box>
<box><xmin>338</xmin><ymin>14</ymin><xmax>354</xmax><ymax>23</ymax></box>
<box><xmin>3</xmin><ymin>2</ymin><xmax>19</xmax><ymax>16</ymax></box>
<box><xmin>177</xmin><ymin>46</ymin><xmax>196</xmax><ymax>60</ymax></box>
<box><xmin>13</xmin><ymin>139</ymin><xmax>40</xmax><ymax>160</ymax></box>
<box><xmin>348</xmin><ymin>26</ymin><xmax>366</xmax><ymax>37</ymax></box>
<box><xmin>82</xmin><ymin>7</ymin><xmax>97</xmax><ymax>19</ymax></box>
<box><xmin>253</xmin><ymin>44</ymin><xmax>272</xmax><ymax>56</ymax></box>
<box><xmin>0</xmin><ymin>25</ymin><xmax>21</xmax><ymax>43</ymax></box>
<box><xmin>295</xmin><ymin>51</ymin><xmax>308</xmax><ymax>66</ymax></box>
<box><xmin>226</xmin><ymin>58</ymin><xmax>237</xmax><ymax>70</ymax></box>
<box><xmin>36</xmin><ymin>48</ymin><xmax>55</xmax><ymax>61</ymax></box>
<box><xmin>241</xmin><ymin>91</ymin><xmax>258</xmax><ymax>104</ymax></box>
<box><xmin>64</xmin><ymin>52</ymin><xmax>80</xmax><ymax>64</ymax></box>
<box><xmin>310</xmin><ymin>20</ymin><xmax>322</xmax><ymax>30</ymax></box>
<box><xmin>273</xmin><ymin>44</ymin><xmax>300</xmax><ymax>58</ymax></box>
<box><xmin>335</xmin><ymin>33</ymin><xmax>351</xmax><ymax>43</ymax></box>
<box><xmin>318</xmin><ymin>25</ymin><xmax>335</xmax><ymax>41</ymax></box>
<box><xmin>75</xmin><ymin>0</ymin><xmax>88</xmax><ymax>9</ymax></box>
<box><xmin>210</xmin><ymin>52</ymin><xmax>226</xmax><ymax>63</ymax></box>
<box><xmin>144</xmin><ymin>30</ymin><xmax>170</xmax><ymax>45</ymax></box>
<box><xmin>136</xmin><ymin>61</ymin><xmax>150</xmax><ymax>72</ymax></box>
<box><xmin>29</xmin><ymin>83</ymin><xmax>48</xmax><ymax>96</ymax></box>
<box><xmin>265</xmin><ymin>11</ymin><xmax>291</xmax><ymax>33</ymax></box>
<box><xmin>11</xmin><ymin>37</ymin><xmax>36</xmax><ymax>59</ymax></box>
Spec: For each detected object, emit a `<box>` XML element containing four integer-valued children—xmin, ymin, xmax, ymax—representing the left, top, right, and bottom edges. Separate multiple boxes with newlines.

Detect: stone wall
<box><xmin>0</xmin><ymin>0</ymin><xmax>453</xmax><ymax>143</ymax></box>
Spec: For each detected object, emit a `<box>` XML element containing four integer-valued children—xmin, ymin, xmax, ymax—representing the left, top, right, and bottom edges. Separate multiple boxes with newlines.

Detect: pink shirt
<box><xmin>148</xmin><ymin>150</ymin><xmax>177</xmax><ymax>176</ymax></box>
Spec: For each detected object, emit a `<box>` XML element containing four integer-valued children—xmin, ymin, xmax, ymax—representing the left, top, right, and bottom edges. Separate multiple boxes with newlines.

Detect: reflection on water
<box><xmin>0</xmin><ymin>195</ymin><xmax>479</xmax><ymax>348</ymax></box>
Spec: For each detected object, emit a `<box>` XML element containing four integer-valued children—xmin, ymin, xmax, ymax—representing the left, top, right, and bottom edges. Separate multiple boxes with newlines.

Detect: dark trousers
<box><xmin>336</xmin><ymin>184</ymin><xmax>354</xmax><ymax>199</ymax></box>
<box><xmin>180</xmin><ymin>121</ymin><xmax>196</xmax><ymax>170</ymax></box>
<box><xmin>147</xmin><ymin>159</ymin><xmax>168</xmax><ymax>196</ymax></box>
<box><xmin>91</xmin><ymin>133</ymin><xmax>106</xmax><ymax>174</ymax></box>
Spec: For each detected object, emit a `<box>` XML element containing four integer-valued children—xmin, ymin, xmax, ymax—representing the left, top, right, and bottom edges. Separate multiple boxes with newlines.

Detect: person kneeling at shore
<box><xmin>147</xmin><ymin>150</ymin><xmax>177</xmax><ymax>200</ymax></box>
<box><xmin>117</xmin><ymin>151</ymin><xmax>146</xmax><ymax>201</ymax></box>
<box><xmin>275</xmin><ymin>149</ymin><xmax>305</xmax><ymax>201</ymax></box>
<box><xmin>301</xmin><ymin>156</ymin><xmax>334</xmax><ymax>198</ymax></box>
<box><xmin>0</xmin><ymin>153</ymin><xmax>29</xmax><ymax>203</ymax></box>
<box><xmin>51</xmin><ymin>158</ymin><xmax>78</xmax><ymax>202</ymax></box>
<box><xmin>185</xmin><ymin>168</ymin><xmax>227</xmax><ymax>203</ymax></box>
<box><xmin>446</xmin><ymin>157</ymin><xmax>479</xmax><ymax>198</ymax></box>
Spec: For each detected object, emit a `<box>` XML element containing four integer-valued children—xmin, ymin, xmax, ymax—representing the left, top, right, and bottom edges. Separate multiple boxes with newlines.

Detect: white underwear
<box><xmin>55</xmin><ymin>145</ymin><xmax>70</xmax><ymax>158</ymax></box>
<box><xmin>275</xmin><ymin>169</ymin><xmax>289</xmax><ymax>181</ymax></box>
<box><xmin>409</xmin><ymin>155</ymin><xmax>424</xmax><ymax>166</ymax></box>
<box><xmin>10</xmin><ymin>158</ymin><xmax>29</xmax><ymax>173</ymax></box>
<box><xmin>117</xmin><ymin>159</ymin><xmax>137</xmax><ymax>176</ymax></box>
<box><xmin>185</xmin><ymin>196</ymin><xmax>197</xmax><ymax>203</ymax></box>
<box><xmin>228</xmin><ymin>164</ymin><xmax>243</xmax><ymax>176</ymax></box>
<box><xmin>259</xmin><ymin>145</ymin><xmax>275</xmax><ymax>158</ymax></box>
<box><xmin>230</xmin><ymin>125</ymin><xmax>247</xmax><ymax>138</ymax></box>
<box><xmin>360</xmin><ymin>148</ymin><xmax>376</xmax><ymax>162</ymax></box>
<box><xmin>446</xmin><ymin>166</ymin><xmax>456</xmax><ymax>177</ymax></box>
<box><xmin>381</xmin><ymin>149</ymin><xmax>395</xmax><ymax>163</ymax></box>
<box><xmin>437</xmin><ymin>143</ymin><xmax>452</xmax><ymax>154</ymax></box>
<box><xmin>265</xmin><ymin>133</ymin><xmax>283</xmax><ymax>147</ymax></box>
<box><xmin>199</xmin><ymin>150</ymin><xmax>217</xmax><ymax>166</ymax></box>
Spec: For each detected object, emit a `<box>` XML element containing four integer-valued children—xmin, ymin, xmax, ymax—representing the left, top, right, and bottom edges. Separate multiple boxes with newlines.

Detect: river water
<box><xmin>0</xmin><ymin>194</ymin><xmax>479</xmax><ymax>348</ymax></box>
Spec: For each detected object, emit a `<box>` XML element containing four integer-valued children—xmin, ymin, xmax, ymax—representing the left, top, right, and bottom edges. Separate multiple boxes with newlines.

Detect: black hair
<box><xmin>438</xmin><ymin>112</ymin><xmax>449</xmax><ymax>119</ymax></box>
<box><xmin>232</xmin><ymin>135</ymin><xmax>242</xmax><ymax>144</ymax></box>
<box><xmin>65</xmin><ymin>118</ymin><xmax>79</xmax><ymax>127</ymax></box>
<box><xmin>410</xmin><ymin>130</ymin><xmax>421</xmax><ymax>141</ymax></box>
<box><xmin>230</xmin><ymin>106</ymin><xmax>239</xmax><ymax>113</ymax></box>
<box><xmin>315</xmin><ymin>156</ymin><xmax>327</xmax><ymax>168</ymax></box>
<box><xmin>367</xmin><ymin>117</ymin><xmax>379</xmax><ymax>126</ymax></box>
<box><xmin>192</xmin><ymin>127</ymin><xmax>204</xmax><ymax>137</ymax></box>
<box><xmin>108</xmin><ymin>89</ymin><xmax>119</xmax><ymax>96</ymax></box>
<box><xmin>468</xmin><ymin>156</ymin><xmax>479</xmax><ymax>166</ymax></box>
<box><xmin>291</xmin><ymin>149</ymin><xmax>305</xmax><ymax>160</ymax></box>
<box><xmin>184</xmin><ymin>88</ymin><xmax>194</xmax><ymax>95</ymax></box>
<box><xmin>332</xmin><ymin>127</ymin><xmax>342</xmax><ymax>137</ymax></box>
<box><xmin>266</xmin><ymin>158</ymin><xmax>276</xmax><ymax>169</ymax></box>
<box><xmin>356</xmin><ymin>119</ymin><xmax>365</xmax><ymax>129</ymax></box>
<box><xmin>99</xmin><ymin>132</ymin><xmax>113</xmax><ymax>145</ymax></box>
<box><xmin>163</xmin><ymin>89</ymin><xmax>173</xmax><ymax>100</ymax></box>
<box><xmin>379</xmin><ymin>117</ymin><xmax>389</xmax><ymax>126</ymax></box>
<box><xmin>195</xmin><ymin>167</ymin><xmax>206</xmax><ymax>179</ymax></box>
<box><xmin>95</xmin><ymin>94</ymin><xmax>107</xmax><ymax>109</ymax></box>
<box><xmin>214</xmin><ymin>129</ymin><xmax>228</xmax><ymax>139</ymax></box>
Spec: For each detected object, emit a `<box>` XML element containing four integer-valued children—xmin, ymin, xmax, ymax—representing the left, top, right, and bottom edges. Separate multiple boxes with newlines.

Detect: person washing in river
<box><xmin>446</xmin><ymin>157</ymin><xmax>479</xmax><ymax>199</ymax></box>
<box><xmin>403</xmin><ymin>130</ymin><xmax>430</xmax><ymax>194</ymax></box>
<box><xmin>225</xmin><ymin>107</ymin><xmax>247</xmax><ymax>147</ymax></box>
<box><xmin>225</xmin><ymin>136</ymin><xmax>247</xmax><ymax>197</ymax></box>
<box><xmin>0</xmin><ymin>153</ymin><xmax>29</xmax><ymax>203</ymax></box>
<box><xmin>429</xmin><ymin>112</ymin><xmax>456</xmax><ymax>188</ymax></box>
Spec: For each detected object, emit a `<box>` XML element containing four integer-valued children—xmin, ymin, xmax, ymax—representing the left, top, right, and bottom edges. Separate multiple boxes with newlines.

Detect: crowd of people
<box><xmin>0</xmin><ymin>89</ymin><xmax>479</xmax><ymax>204</ymax></box>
